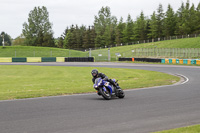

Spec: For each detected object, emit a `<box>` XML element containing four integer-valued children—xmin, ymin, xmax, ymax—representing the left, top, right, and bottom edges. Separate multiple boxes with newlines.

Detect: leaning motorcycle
<box><xmin>93</xmin><ymin>78</ymin><xmax>125</xmax><ymax>100</ymax></box>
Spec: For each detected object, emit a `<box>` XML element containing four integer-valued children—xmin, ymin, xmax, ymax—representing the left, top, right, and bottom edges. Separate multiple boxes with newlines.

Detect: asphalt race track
<box><xmin>1</xmin><ymin>62</ymin><xmax>200</xmax><ymax>133</ymax></box>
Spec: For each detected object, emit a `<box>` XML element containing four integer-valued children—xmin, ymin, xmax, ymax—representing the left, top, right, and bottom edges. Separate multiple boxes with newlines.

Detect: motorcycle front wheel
<box><xmin>99</xmin><ymin>87</ymin><xmax>112</xmax><ymax>100</ymax></box>
<box><xmin>118</xmin><ymin>89</ymin><xmax>125</xmax><ymax>99</ymax></box>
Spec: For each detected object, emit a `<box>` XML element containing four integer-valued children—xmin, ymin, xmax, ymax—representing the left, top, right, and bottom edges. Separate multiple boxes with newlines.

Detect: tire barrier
<box><xmin>0</xmin><ymin>57</ymin><xmax>12</xmax><ymax>62</ymax></box>
<box><xmin>134</xmin><ymin>58</ymin><xmax>161</xmax><ymax>63</ymax></box>
<box><xmin>65</xmin><ymin>57</ymin><xmax>94</xmax><ymax>62</ymax></box>
<box><xmin>27</xmin><ymin>57</ymin><xmax>42</xmax><ymax>62</ymax></box>
<box><xmin>12</xmin><ymin>57</ymin><xmax>27</xmax><ymax>62</ymax></box>
<box><xmin>162</xmin><ymin>59</ymin><xmax>199</xmax><ymax>65</ymax></box>
<box><xmin>0</xmin><ymin>57</ymin><xmax>95</xmax><ymax>63</ymax></box>
<box><xmin>56</xmin><ymin>57</ymin><xmax>65</xmax><ymax>62</ymax></box>
<box><xmin>118</xmin><ymin>58</ymin><xmax>132</xmax><ymax>61</ymax></box>
<box><xmin>118</xmin><ymin>57</ymin><xmax>200</xmax><ymax>65</ymax></box>
<box><xmin>42</xmin><ymin>57</ymin><xmax>56</xmax><ymax>62</ymax></box>
<box><xmin>119</xmin><ymin>58</ymin><xmax>161</xmax><ymax>63</ymax></box>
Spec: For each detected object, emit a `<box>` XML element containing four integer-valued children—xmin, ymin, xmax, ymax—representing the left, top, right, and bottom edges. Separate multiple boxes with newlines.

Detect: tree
<box><xmin>22</xmin><ymin>6</ymin><xmax>55</xmax><ymax>47</ymax></box>
<box><xmin>148</xmin><ymin>11</ymin><xmax>158</xmax><ymax>39</ymax></box>
<box><xmin>82</xmin><ymin>27</ymin><xmax>90</xmax><ymax>48</ymax></box>
<box><xmin>133</xmin><ymin>11</ymin><xmax>147</xmax><ymax>41</ymax></box>
<box><xmin>42</xmin><ymin>32</ymin><xmax>55</xmax><ymax>47</ymax></box>
<box><xmin>63</xmin><ymin>30</ymin><xmax>73</xmax><ymax>49</ymax></box>
<box><xmin>0</xmin><ymin>32</ymin><xmax>12</xmax><ymax>46</ymax></box>
<box><xmin>156</xmin><ymin>4</ymin><xmax>165</xmax><ymax>38</ymax></box>
<box><xmin>175</xmin><ymin>1</ymin><xmax>192</xmax><ymax>35</ymax></box>
<box><xmin>94</xmin><ymin>6</ymin><xmax>117</xmax><ymax>47</ymax></box>
<box><xmin>196</xmin><ymin>2</ymin><xmax>200</xmax><ymax>33</ymax></box>
<box><xmin>123</xmin><ymin>14</ymin><xmax>134</xmax><ymax>43</ymax></box>
<box><xmin>182</xmin><ymin>0</ymin><xmax>191</xmax><ymax>34</ymax></box>
<box><xmin>12</xmin><ymin>34</ymin><xmax>25</xmax><ymax>46</ymax></box>
<box><xmin>189</xmin><ymin>4</ymin><xmax>198</xmax><ymax>33</ymax></box>
<box><xmin>115</xmin><ymin>17</ymin><xmax>126</xmax><ymax>44</ymax></box>
<box><xmin>163</xmin><ymin>4</ymin><xmax>176</xmax><ymax>37</ymax></box>
<box><xmin>175</xmin><ymin>2</ymin><xmax>185</xmax><ymax>35</ymax></box>
<box><xmin>56</xmin><ymin>37</ymin><xmax>64</xmax><ymax>48</ymax></box>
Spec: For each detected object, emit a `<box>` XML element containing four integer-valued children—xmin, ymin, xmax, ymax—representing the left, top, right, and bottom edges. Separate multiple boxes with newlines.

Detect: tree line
<box><xmin>58</xmin><ymin>1</ymin><xmax>200</xmax><ymax>49</ymax></box>
<box><xmin>2</xmin><ymin>1</ymin><xmax>200</xmax><ymax>49</ymax></box>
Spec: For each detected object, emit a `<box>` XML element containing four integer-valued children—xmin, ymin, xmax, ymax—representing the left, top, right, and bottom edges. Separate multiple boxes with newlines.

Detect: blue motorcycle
<box><xmin>93</xmin><ymin>78</ymin><xmax>125</xmax><ymax>100</ymax></box>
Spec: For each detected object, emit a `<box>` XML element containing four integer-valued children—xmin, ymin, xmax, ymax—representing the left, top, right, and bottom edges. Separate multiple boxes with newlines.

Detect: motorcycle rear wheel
<box><xmin>99</xmin><ymin>88</ymin><xmax>112</xmax><ymax>100</ymax></box>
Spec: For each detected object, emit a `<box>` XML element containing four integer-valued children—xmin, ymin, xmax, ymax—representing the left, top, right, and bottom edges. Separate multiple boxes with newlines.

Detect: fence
<box><xmin>89</xmin><ymin>48</ymin><xmax>200</xmax><ymax>62</ymax></box>
<box><xmin>123</xmin><ymin>48</ymin><xmax>200</xmax><ymax>59</ymax></box>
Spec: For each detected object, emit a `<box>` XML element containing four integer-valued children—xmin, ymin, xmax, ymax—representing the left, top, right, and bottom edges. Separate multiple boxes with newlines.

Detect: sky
<box><xmin>0</xmin><ymin>0</ymin><xmax>199</xmax><ymax>39</ymax></box>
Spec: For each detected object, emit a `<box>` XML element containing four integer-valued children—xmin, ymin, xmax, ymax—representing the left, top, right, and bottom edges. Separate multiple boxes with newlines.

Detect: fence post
<box><xmin>89</xmin><ymin>48</ymin><xmax>91</xmax><ymax>57</ymax></box>
<box><xmin>108</xmin><ymin>48</ymin><xmax>110</xmax><ymax>62</ymax></box>
<box><xmin>135</xmin><ymin>49</ymin><xmax>137</xmax><ymax>57</ymax></box>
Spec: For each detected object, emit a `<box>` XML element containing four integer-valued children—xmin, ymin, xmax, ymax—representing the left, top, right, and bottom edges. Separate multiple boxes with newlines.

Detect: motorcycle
<box><xmin>93</xmin><ymin>78</ymin><xmax>125</xmax><ymax>100</ymax></box>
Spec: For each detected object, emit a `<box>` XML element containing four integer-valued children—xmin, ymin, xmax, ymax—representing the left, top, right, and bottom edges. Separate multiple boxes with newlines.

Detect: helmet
<box><xmin>91</xmin><ymin>69</ymin><xmax>98</xmax><ymax>77</ymax></box>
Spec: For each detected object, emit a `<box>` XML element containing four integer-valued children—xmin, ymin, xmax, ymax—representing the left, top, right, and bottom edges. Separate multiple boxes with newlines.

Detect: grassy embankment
<box><xmin>0</xmin><ymin>65</ymin><xmax>179</xmax><ymax>100</ymax></box>
<box><xmin>0</xmin><ymin>46</ymin><xmax>88</xmax><ymax>57</ymax></box>
<box><xmin>154</xmin><ymin>125</ymin><xmax>200</xmax><ymax>133</ymax></box>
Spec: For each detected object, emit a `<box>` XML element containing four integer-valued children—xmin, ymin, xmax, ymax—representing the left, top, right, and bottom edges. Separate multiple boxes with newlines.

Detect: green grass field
<box><xmin>0</xmin><ymin>46</ymin><xmax>88</xmax><ymax>57</ymax></box>
<box><xmin>154</xmin><ymin>125</ymin><xmax>200</xmax><ymax>133</ymax></box>
<box><xmin>0</xmin><ymin>65</ymin><xmax>179</xmax><ymax>100</ymax></box>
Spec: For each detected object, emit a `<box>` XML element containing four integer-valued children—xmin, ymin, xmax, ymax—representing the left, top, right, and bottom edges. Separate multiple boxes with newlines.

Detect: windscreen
<box><xmin>95</xmin><ymin>78</ymin><xmax>101</xmax><ymax>85</ymax></box>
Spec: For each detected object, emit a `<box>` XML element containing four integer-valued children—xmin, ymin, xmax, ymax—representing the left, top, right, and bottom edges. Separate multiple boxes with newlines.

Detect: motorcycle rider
<box><xmin>91</xmin><ymin>69</ymin><xmax>121</xmax><ymax>91</ymax></box>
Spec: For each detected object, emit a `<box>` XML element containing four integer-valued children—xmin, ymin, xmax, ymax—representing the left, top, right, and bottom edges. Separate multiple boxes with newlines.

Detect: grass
<box><xmin>0</xmin><ymin>46</ymin><xmax>88</xmax><ymax>57</ymax></box>
<box><xmin>0</xmin><ymin>65</ymin><xmax>180</xmax><ymax>100</ymax></box>
<box><xmin>115</xmin><ymin>37</ymin><xmax>200</xmax><ymax>49</ymax></box>
<box><xmin>154</xmin><ymin>125</ymin><xmax>200</xmax><ymax>133</ymax></box>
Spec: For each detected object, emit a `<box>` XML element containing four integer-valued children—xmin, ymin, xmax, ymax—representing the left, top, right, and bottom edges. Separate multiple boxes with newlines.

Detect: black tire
<box><xmin>99</xmin><ymin>87</ymin><xmax>112</xmax><ymax>100</ymax></box>
<box><xmin>118</xmin><ymin>89</ymin><xmax>125</xmax><ymax>99</ymax></box>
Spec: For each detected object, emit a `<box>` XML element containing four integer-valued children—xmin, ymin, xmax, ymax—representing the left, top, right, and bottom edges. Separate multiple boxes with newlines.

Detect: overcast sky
<box><xmin>0</xmin><ymin>0</ymin><xmax>199</xmax><ymax>39</ymax></box>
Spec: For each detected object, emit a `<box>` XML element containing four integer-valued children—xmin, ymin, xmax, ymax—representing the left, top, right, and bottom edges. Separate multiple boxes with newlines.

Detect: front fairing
<box><xmin>94</xmin><ymin>78</ymin><xmax>114</xmax><ymax>94</ymax></box>
<box><xmin>94</xmin><ymin>78</ymin><xmax>104</xmax><ymax>89</ymax></box>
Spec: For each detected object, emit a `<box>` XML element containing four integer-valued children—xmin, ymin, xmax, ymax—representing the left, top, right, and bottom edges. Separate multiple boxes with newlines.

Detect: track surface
<box><xmin>1</xmin><ymin>62</ymin><xmax>200</xmax><ymax>133</ymax></box>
